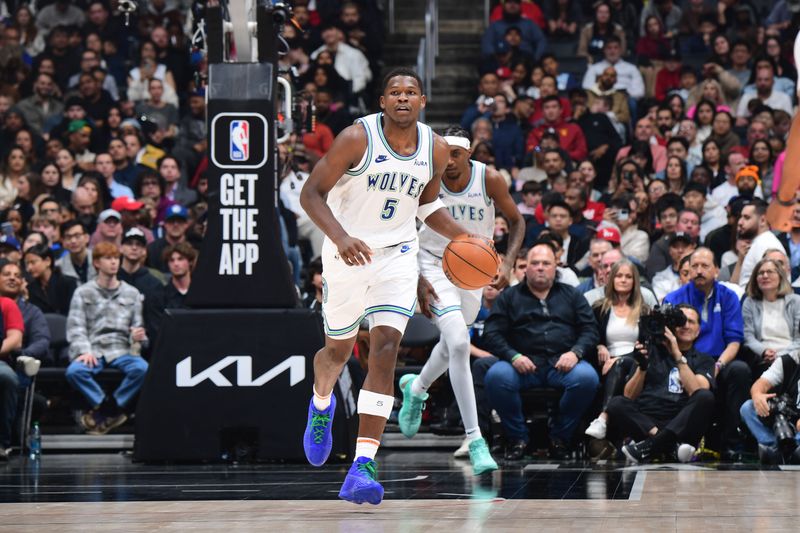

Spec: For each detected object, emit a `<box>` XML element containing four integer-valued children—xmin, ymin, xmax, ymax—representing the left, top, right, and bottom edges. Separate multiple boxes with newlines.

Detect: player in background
<box><xmin>398</xmin><ymin>126</ymin><xmax>524</xmax><ymax>474</ymax></box>
<box><xmin>299</xmin><ymin>68</ymin><xmax>475</xmax><ymax>505</ymax></box>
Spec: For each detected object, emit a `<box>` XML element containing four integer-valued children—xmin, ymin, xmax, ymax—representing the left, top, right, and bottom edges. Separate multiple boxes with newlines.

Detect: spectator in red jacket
<box><xmin>490</xmin><ymin>0</ymin><xmax>545</xmax><ymax>29</ymax></box>
<box><xmin>527</xmin><ymin>95</ymin><xmax>587</xmax><ymax>162</ymax></box>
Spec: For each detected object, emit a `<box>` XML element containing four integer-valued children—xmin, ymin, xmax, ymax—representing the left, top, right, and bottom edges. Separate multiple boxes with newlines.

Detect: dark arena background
<box><xmin>0</xmin><ymin>0</ymin><xmax>799</xmax><ymax>530</ymax></box>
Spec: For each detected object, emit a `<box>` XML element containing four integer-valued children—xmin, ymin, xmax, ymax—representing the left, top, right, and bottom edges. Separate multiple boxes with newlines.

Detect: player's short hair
<box><xmin>381</xmin><ymin>68</ymin><xmax>423</xmax><ymax>94</ymax></box>
<box><xmin>442</xmin><ymin>125</ymin><xmax>470</xmax><ymax>141</ymax></box>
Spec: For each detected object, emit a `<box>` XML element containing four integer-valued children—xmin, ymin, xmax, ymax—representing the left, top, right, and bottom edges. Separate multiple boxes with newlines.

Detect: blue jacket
<box><xmin>663</xmin><ymin>281</ymin><xmax>743</xmax><ymax>358</ymax></box>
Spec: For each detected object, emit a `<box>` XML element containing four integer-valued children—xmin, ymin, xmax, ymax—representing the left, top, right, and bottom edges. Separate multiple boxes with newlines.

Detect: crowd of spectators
<box><xmin>451</xmin><ymin>0</ymin><xmax>800</xmax><ymax>464</ymax></box>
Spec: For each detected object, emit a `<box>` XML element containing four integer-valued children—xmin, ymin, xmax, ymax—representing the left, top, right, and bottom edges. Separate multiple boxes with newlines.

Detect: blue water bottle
<box><xmin>29</xmin><ymin>422</ymin><xmax>41</xmax><ymax>460</ymax></box>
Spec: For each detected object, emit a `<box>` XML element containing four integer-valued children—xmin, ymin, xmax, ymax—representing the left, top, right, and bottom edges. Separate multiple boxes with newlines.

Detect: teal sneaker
<box><xmin>469</xmin><ymin>437</ymin><xmax>498</xmax><ymax>475</ymax></box>
<box><xmin>398</xmin><ymin>374</ymin><xmax>427</xmax><ymax>438</ymax></box>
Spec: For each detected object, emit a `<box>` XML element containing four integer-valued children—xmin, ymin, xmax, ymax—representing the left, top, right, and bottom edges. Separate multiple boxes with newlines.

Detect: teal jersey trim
<box><xmin>345</xmin><ymin>119</ymin><xmax>373</xmax><ymax>176</ymax></box>
<box><xmin>441</xmin><ymin>162</ymin><xmax>476</xmax><ymax>196</ymax></box>
<box><xmin>430</xmin><ymin>304</ymin><xmax>462</xmax><ymax>317</ymax></box>
<box><xmin>375</xmin><ymin>113</ymin><xmax>422</xmax><ymax>161</ymax></box>
<box><xmin>479</xmin><ymin>163</ymin><xmax>492</xmax><ymax>207</ymax></box>
<box><xmin>323</xmin><ymin>311</ymin><xmax>364</xmax><ymax>337</ymax></box>
<box><xmin>364</xmin><ymin>299</ymin><xmax>417</xmax><ymax>318</ymax></box>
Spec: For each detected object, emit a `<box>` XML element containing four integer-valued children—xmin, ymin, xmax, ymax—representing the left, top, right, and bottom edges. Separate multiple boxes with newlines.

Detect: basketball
<box><xmin>442</xmin><ymin>234</ymin><xmax>500</xmax><ymax>290</ymax></box>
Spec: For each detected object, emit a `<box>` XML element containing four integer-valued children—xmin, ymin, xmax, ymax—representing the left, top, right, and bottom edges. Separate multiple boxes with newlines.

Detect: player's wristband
<box><xmin>417</xmin><ymin>198</ymin><xmax>446</xmax><ymax>222</ymax></box>
<box><xmin>511</xmin><ymin>353</ymin><xmax>523</xmax><ymax>363</ymax></box>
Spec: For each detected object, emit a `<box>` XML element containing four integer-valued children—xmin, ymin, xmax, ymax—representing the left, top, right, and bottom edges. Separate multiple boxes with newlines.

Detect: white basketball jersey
<box><xmin>418</xmin><ymin>161</ymin><xmax>495</xmax><ymax>257</ymax></box>
<box><xmin>325</xmin><ymin>113</ymin><xmax>434</xmax><ymax>249</ymax></box>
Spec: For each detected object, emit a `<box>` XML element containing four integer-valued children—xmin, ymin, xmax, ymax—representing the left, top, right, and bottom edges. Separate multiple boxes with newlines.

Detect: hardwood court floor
<box><xmin>0</xmin><ymin>452</ymin><xmax>798</xmax><ymax>532</ymax></box>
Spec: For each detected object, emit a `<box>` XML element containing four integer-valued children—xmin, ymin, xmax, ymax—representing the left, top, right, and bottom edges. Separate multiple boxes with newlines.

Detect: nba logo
<box><xmin>230</xmin><ymin>120</ymin><xmax>249</xmax><ymax>161</ymax></box>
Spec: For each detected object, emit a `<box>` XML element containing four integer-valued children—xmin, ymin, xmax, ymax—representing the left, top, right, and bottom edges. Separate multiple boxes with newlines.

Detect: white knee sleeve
<box><xmin>357</xmin><ymin>389</ymin><xmax>394</xmax><ymax>419</ymax></box>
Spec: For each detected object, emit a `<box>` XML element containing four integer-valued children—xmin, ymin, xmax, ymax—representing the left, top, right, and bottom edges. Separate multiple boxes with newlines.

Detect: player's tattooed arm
<box><xmin>485</xmin><ymin>166</ymin><xmax>524</xmax><ymax>288</ymax></box>
<box><xmin>300</xmin><ymin>124</ymin><xmax>373</xmax><ymax>265</ymax></box>
<box><xmin>419</xmin><ymin>134</ymin><xmax>469</xmax><ymax>240</ymax></box>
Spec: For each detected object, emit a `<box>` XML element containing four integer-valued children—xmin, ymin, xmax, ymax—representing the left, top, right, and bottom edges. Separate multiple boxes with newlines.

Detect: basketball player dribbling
<box><xmin>398</xmin><ymin>126</ymin><xmax>524</xmax><ymax>475</ymax></box>
<box><xmin>299</xmin><ymin>68</ymin><xmax>476</xmax><ymax>505</ymax></box>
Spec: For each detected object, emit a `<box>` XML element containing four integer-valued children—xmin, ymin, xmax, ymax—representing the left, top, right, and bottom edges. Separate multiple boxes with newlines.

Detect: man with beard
<box><xmin>57</xmin><ymin>220</ymin><xmax>96</xmax><ymax>285</ymax></box>
<box><xmin>587</xmin><ymin>66</ymin><xmax>631</xmax><ymax>129</ymax></box>
<box><xmin>109</xmin><ymin>138</ymin><xmax>138</xmax><ymax>189</ymax></box>
<box><xmin>655</xmin><ymin>105</ymin><xmax>676</xmax><ymax>146</ymax></box>
<box><xmin>17</xmin><ymin>73</ymin><xmax>63</xmax><ymax>136</ymax></box>
<box><xmin>0</xmin><ymin>260</ymin><xmax>50</xmax><ymax>364</ymax></box>
<box><xmin>172</xmin><ymin>89</ymin><xmax>207</xmax><ymax>178</ymax></box>
<box><xmin>663</xmin><ymin>247</ymin><xmax>750</xmax><ymax>458</ymax></box>
<box><xmin>736</xmin><ymin>199</ymin><xmax>787</xmax><ymax>287</ymax></box>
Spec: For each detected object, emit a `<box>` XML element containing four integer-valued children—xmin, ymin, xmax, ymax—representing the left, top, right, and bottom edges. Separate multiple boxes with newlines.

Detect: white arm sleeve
<box><xmin>417</xmin><ymin>198</ymin><xmax>446</xmax><ymax>222</ymax></box>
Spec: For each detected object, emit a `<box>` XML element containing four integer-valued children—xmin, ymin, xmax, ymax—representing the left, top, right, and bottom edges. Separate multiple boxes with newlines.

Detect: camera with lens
<box><xmin>765</xmin><ymin>395</ymin><xmax>800</xmax><ymax>452</ymax></box>
<box><xmin>638</xmin><ymin>304</ymin><xmax>687</xmax><ymax>345</ymax></box>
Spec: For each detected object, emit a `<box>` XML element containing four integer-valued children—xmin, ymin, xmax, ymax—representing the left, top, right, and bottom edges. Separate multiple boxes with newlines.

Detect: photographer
<box><xmin>663</xmin><ymin>247</ymin><xmax>750</xmax><ymax>457</ymax></box>
<box><xmin>607</xmin><ymin>304</ymin><xmax>716</xmax><ymax>464</ymax></box>
<box><xmin>740</xmin><ymin>354</ymin><xmax>800</xmax><ymax>464</ymax></box>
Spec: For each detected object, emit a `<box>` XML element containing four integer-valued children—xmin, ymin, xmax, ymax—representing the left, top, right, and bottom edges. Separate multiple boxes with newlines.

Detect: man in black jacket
<box><xmin>483</xmin><ymin>243</ymin><xmax>599</xmax><ymax>459</ymax></box>
<box><xmin>117</xmin><ymin>228</ymin><xmax>164</xmax><ymax>357</ymax></box>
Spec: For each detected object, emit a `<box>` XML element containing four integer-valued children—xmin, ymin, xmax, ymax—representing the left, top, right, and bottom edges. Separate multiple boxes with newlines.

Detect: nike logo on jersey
<box><xmin>400</xmin><ymin>244</ymin><xmax>411</xmax><ymax>253</ymax></box>
<box><xmin>375</xmin><ymin>155</ymin><xmax>389</xmax><ymax>163</ymax></box>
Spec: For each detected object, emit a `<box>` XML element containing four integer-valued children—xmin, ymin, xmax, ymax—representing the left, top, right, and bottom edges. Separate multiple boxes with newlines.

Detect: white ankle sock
<box><xmin>355</xmin><ymin>437</ymin><xmax>380</xmax><ymax>460</ymax></box>
<box><xmin>410</xmin><ymin>376</ymin><xmax>427</xmax><ymax>397</ymax></box>
<box><xmin>312</xmin><ymin>385</ymin><xmax>331</xmax><ymax>411</ymax></box>
<box><xmin>465</xmin><ymin>427</ymin><xmax>482</xmax><ymax>442</ymax></box>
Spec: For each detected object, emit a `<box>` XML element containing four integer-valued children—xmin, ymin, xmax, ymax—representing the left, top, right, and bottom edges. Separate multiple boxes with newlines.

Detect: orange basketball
<box><xmin>442</xmin><ymin>234</ymin><xmax>500</xmax><ymax>290</ymax></box>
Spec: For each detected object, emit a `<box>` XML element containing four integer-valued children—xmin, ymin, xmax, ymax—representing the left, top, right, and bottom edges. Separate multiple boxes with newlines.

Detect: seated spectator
<box><xmin>529</xmin><ymin>75</ymin><xmax>572</xmax><ymax>124</ymax></box>
<box><xmin>17</xmin><ymin>73</ymin><xmax>63</xmax><ymax>137</ymax></box>
<box><xmin>736</xmin><ymin>199</ymin><xmax>785</xmax><ymax>287</ymax></box>
<box><xmin>310</xmin><ymin>22</ymin><xmax>371</xmax><ymax>97</ymax></box>
<box><xmin>23</xmin><ymin>244</ymin><xmax>77</xmax><ymax>316</ymax></box>
<box><xmin>159</xmin><ymin>156</ymin><xmax>197</xmax><ymax>207</ymax></box>
<box><xmin>653</xmin><ymin>233</ymin><xmax>697</xmax><ymax>302</ymax></box>
<box><xmin>577</xmin><ymin>95</ymin><xmax>623</xmax><ymax>184</ymax></box>
<box><xmin>582</xmin><ymin>35</ymin><xmax>645</xmax><ymax>100</ymax></box>
<box><xmin>586</xmin><ymin>66</ymin><xmax>631</xmax><ymax>133</ymax></box>
<box><xmin>742</xmin><ymin>258</ymin><xmax>800</xmax><ymax>379</ymax></box>
<box><xmin>610</xmin><ymin>304</ymin><xmax>715</xmax><ymax>464</ymax></box>
<box><xmin>516</xmin><ymin>180</ymin><xmax>542</xmax><ymax>217</ymax></box>
<box><xmin>57</xmin><ymin>220</ymin><xmax>95</xmax><ymax>284</ymax></box>
<box><xmin>0</xmin><ymin>261</ymin><xmax>50</xmax><ymax>367</ymax></box>
<box><xmin>483</xmin><ymin>243</ymin><xmax>599</xmax><ymax>459</ymax></box>
<box><xmin>163</xmin><ymin>241</ymin><xmax>197</xmax><ymax>309</ymax></box>
<box><xmin>682</xmin><ymin>181</ymin><xmax>726</xmax><ymax>241</ymax></box>
<box><xmin>490</xmin><ymin>0</ymin><xmax>545</xmax><ymax>28</ymax></box>
<box><xmin>482</xmin><ymin>0</ymin><xmax>548</xmax><ymax>61</ymax></box>
<box><xmin>542</xmin><ymin>0</ymin><xmax>581</xmax><ymax>41</ymax></box>
<box><xmin>127</xmin><ymin>40</ymin><xmax>178</xmax><ymax>105</ymax></box>
<box><xmin>740</xmin><ymin>348</ymin><xmax>800</xmax><ymax>464</ymax></box>
<box><xmin>90</xmin><ymin>209</ymin><xmax>123</xmax><ymax>248</ymax></box>
<box><xmin>616</xmin><ymin>118</ymin><xmax>668</xmax><ymax>173</ymax></box>
<box><xmin>0</xmin><ymin>235</ymin><xmax>22</xmax><ymax>264</ymax></box>
<box><xmin>95</xmin><ymin>152</ymin><xmax>134</xmax><ymax>200</ymax></box>
<box><xmin>736</xmin><ymin>65</ymin><xmax>794</xmax><ymax>126</ymax></box>
<box><xmin>65</xmin><ymin>242</ymin><xmax>148</xmax><ymax>435</ymax></box>
<box><xmin>564</xmin><ymin>183</ymin><xmax>602</xmax><ymax>231</ymax></box>
<box><xmin>484</xmin><ymin>94</ymin><xmax>524</xmax><ymax>172</ymax></box>
<box><xmin>461</xmin><ymin>72</ymin><xmax>501</xmax><ymax>130</ymax></box>
<box><xmin>527</xmin><ymin>96</ymin><xmax>587</xmax><ymax>162</ymax></box>
<box><xmin>118</xmin><ymin>228</ymin><xmax>165</xmax><ymax>350</ymax></box>
<box><xmin>135</xmin><ymin>79</ymin><xmax>178</xmax><ymax>140</ymax></box>
<box><xmin>535</xmin><ymin>232</ymin><xmax>580</xmax><ymax>286</ymax></box>
<box><xmin>750</xmin><ymin>139</ymin><xmax>776</xmax><ymax>201</ymax></box>
<box><xmin>111</xmin><ymin>197</ymin><xmax>154</xmax><ymax>244</ymax></box>
<box><xmin>0</xmin><ymin>146</ymin><xmax>24</xmax><ymax>212</ymax></box>
<box><xmin>577</xmin><ymin>2</ymin><xmax>626</xmax><ymax>64</ymax></box>
<box><xmin>147</xmin><ymin>205</ymin><xmax>191</xmax><ymax>273</ymax></box>
<box><xmin>585</xmin><ymin>258</ymin><xmax>650</xmax><ymax>444</ymax></box>
<box><xmin>606</xmin><ymin>195</ymin><xmax>650</xmax><ymax>265</ymax></box>
<box><xmin>640</xmin><ymin>0</ymin><xmax>682</xmax><ymax>38</ymax></box>
<box><xmin>663</xmin><ymin>247</ymin><xmax>750</xmax><ymax>456</ymax></box>
<box><xmin>577</xmin><ymin>235</ymin><xmax>614</xmax><ymax>293</ymax></box>
<box><xmin>67</xmin><ymin>49</ymin><xmax>119</xmax><ymax>101</ymax></box>
<box><xmin>709</xmin><ymin>112</ymin><xmax>740</xmax><ymax>160</ymax></box>
<box><xmin>0</xmin><ymin>284</ymin><xmax>24</xmax><ymax>461</ymax></box>
<box><xmin>635</xmin><ymin>16</ymin><xmax>671</xmax><ymax>62</ymax></box>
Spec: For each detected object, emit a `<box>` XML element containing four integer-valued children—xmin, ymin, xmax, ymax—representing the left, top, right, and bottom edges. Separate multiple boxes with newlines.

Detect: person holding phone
<box><xmin>604</xmin><ymin>194</ymin><xmax>650</xmax><ymax>264</ymax></box>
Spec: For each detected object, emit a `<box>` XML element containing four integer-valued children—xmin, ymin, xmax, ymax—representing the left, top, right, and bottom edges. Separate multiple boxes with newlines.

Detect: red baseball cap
<box><xmin>596</xmin><ymin>226</ymin><xmax>621</xmax><ymax>244</ymax></box>
<box><xmin>111</xmin><ymin>196</ymin><xmax>145</xmax><ymax>212</ymax></box>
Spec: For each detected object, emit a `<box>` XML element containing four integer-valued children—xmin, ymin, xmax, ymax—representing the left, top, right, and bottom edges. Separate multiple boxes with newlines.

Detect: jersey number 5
<box><xmin>380</xmin><ymin>198</ymin><xmax>399</xmax><ymax>220</ymax></box>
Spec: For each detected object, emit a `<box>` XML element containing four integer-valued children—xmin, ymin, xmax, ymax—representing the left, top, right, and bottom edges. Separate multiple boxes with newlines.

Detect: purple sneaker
<box><xmin>338</xmin><ymin>457</ymin><xmax>384</xmax><ymax>505</ymax></box>
<box><xmin>303</xmin><ymin>394</ymin><xmax>336</xmax><ymax>466</ymax></box>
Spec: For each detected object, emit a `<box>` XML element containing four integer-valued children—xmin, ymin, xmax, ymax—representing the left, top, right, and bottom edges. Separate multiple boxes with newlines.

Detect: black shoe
<box><xmin>587</xmin><ymin>438</ymin><xmax>617</xmax><ymax>462</ymax></box>
<box><xmin>622</xmin><ymin>439</ymin><xmax>653</xmax><ymax>464</ymax></box>
<box><xmin>548</xmin><ymin>438</ymin><xmax>569</xmax><ymax>461</ymax></box>
<box><xmin>722</xmin><ymin>446</ymin><xmax>746</xmax><ymax>463</ymax></box>
<box><xmin>758</xmin><ymin>443</ymin><xmax>779</xmax><ymax>465</ymax></box>
<box><xmin>504</xmin><ymin>439</ymin><xmax>527</xmax><ymax>461</ymax></box>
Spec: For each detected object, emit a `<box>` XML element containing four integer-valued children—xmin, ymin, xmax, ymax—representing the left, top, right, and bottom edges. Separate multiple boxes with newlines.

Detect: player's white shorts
<box><xmin>321</xmin><ymin>237</ymin><xmax>419</xmax><ymax>339</ymax></box>
<box><xmin>418</xmin><ymin>249</ymin><xmax>482</xmax><ymax>326</ymax></box>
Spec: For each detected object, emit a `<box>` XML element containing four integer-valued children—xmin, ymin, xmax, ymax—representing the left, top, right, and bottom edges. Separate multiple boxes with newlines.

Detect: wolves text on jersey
<box><xmin>366</xmin><ymin>172</ymin><xmax>426</xmax><ymax>199</ymax></box>
<box><xmin>447</xmin><ymin>204</ymin><xmax>486</xmax><ymax>222</ymax></box>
